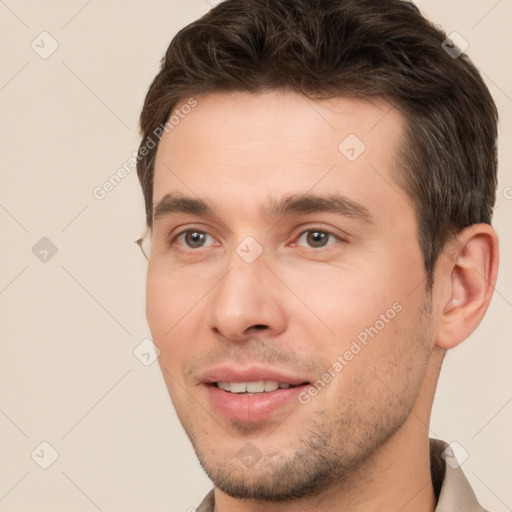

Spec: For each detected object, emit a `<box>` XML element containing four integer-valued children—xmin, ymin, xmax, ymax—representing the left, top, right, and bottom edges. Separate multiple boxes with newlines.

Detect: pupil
<box><xmin>187</xmin><ymin>231</ymin><xmax>204</xmax><ymax>247</ymax></box>
<box><xmin>308</xmin><ymin>231</ymin><xmax>327</xmax><ymax>247</ymax></box>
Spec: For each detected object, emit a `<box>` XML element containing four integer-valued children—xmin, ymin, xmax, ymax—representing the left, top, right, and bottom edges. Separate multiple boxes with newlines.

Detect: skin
<box><xmin>145</xmin><ymin>90</ymin><xmax>498</xmax><ymax>511</ymax></box>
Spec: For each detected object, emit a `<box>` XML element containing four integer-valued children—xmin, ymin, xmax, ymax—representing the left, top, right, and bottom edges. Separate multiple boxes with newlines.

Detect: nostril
<box><xmin>252</xmin><ymin>324</ymin><xmax>268</xmax><ymax>330</ymax></box>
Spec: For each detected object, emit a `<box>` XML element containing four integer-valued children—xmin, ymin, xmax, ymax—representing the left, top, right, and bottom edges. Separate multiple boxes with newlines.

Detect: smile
<box><xmin>215</xmin><ymin>380</ymin><xmax>303</xmax><ymax>394</ymax></box>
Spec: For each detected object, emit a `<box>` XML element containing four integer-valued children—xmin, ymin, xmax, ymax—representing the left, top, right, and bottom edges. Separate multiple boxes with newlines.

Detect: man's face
<box><xmin>146</xmin><ymin>91</ymin><xmax>436</xmax><ymax>500</ymax></box>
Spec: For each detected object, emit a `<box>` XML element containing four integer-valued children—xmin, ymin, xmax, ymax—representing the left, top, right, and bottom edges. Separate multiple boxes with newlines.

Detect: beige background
<box><xmin>0</xmin><ymin>0</ymin><xmax>511</xmax><ymax>510</ymax></box>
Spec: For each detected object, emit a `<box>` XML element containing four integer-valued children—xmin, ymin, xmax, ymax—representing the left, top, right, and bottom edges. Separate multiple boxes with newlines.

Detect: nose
<box><xmin>207</xmin><ymin>252</ymin><xmax>288</xmax><ymax>343</ymax></box>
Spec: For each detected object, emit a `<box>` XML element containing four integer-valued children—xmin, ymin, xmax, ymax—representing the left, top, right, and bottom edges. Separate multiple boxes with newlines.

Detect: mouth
<box><xmin>200</xmin><ymin>368</ymin><xmax>312</xmax><ymax>422</ymax></box>
<box><xmin>212</xmin><ymin>380</ymin><xmax>308</xmax><ymax>395</ymax></box>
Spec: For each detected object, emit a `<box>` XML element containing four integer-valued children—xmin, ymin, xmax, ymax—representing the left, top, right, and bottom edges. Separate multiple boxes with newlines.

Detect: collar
<box><xmin>196</xmin><ymin>438</ymin><xmax>488</xmax><ymax>511</ymax></box>
<box><xmin>430</xmin><ymin>438</ymin><xmax>488</xmax><ymax>512</ymax></box>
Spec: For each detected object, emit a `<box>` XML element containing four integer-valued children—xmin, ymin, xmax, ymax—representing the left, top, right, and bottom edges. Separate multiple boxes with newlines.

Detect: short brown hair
<box><xmin>136</xmin><ymin>0</ymin><xmax>498</xmax><ymax>290</ymax></box>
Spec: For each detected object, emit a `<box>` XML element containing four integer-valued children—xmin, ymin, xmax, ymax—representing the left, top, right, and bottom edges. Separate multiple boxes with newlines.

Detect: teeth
<box><xmin>247</xmin><ymin>381</ymin><xmax>265</xmax><ymax>393</ymax></box>
<box><xmin>230</xmin><ymin>382</ymin><xmax>247</xmax><ymax>393</ymax></box>
<box><xmin>216</xmin><ymin>381</ymin><xmax>295</xmax><ymax>393</ymax></box>
<box><xmin>264</xmin><ymin>381</ymin><xmax>279</xmax><ymax>392</ymax></box>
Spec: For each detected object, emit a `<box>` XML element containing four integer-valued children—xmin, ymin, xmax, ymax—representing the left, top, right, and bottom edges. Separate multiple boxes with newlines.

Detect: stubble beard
<box><xmin>181</xmin><ymin>295</ymin><xmax>434</xmax><ymax>502</ymax></box>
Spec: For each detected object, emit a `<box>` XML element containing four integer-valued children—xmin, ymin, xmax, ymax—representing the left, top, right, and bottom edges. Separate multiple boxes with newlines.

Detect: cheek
<box><xmin>146</xmin><ymin>271</ymin><xmax>204</xmax><ymax>408</ymax></box>
<box><xmin>146</xmin><ymin>268</ymin><xmax>173</xmax><ymax>340</ymax></box>
<box><xmin>317</xmin><ymin>300</ymin><xmax>430</xmax><ymax>422</ymax></box>
<box><xmin>146</xmin><ymin>261</ymin><xmax>203</xmax><ymax>334</ymax></box>
<box><xmin>278</xmin><ymin>253</ymin><xmax>425</xmax><ymax>380</ymax></box>
<box><xmin>145</xmin><ymin>264</ymin><xmax>203</xmax><ymax>372</ymax></box>
<box><xmin>275</xmin><ymin>259</ymin><xmax>401</xmax><ymax>344</ymax></box>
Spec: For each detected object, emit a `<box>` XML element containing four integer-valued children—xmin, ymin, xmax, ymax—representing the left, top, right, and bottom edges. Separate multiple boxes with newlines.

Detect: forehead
<box><xmin>152</xmin><ymin>90</ymin><xmax>409</xmax><ymax>225</ymax></box>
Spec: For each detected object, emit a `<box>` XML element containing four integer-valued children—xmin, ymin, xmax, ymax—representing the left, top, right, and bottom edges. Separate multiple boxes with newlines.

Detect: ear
<box><xmin>435</xmin><ymin>224</ymin><xmax>499</xmax><ymax>350</ymax></box>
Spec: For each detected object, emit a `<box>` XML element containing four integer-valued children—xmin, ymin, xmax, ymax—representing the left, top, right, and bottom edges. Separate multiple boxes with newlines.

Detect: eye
<box><xmin>174</xmin><ymin>230</ymin><xmax>217</xmax><ymax>249</ymax></box>
<box><xmin>294</xmin><ymin>229</ymin><xmax>341</xmax><ymax>249</ymax></box>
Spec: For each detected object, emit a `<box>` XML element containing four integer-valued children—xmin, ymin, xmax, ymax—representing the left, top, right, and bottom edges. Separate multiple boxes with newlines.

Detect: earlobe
<box><xmin>436</xmin><ymin>224</ymin><xmax>499</xmax><ymax>350</ymax></box>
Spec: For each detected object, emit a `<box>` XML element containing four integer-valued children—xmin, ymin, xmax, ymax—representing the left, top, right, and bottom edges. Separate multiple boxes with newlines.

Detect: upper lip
<box><xmin>200</xmin><ymin>365</ymin><xmax>311</xmax><ymax>386</ymax></box>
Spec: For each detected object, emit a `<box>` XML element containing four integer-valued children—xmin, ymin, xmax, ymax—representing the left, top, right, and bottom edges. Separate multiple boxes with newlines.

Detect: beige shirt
<box><xmin>196</xmin><ymin>439</ymin><xmax>488</xmax><ymax>511</ymax></box>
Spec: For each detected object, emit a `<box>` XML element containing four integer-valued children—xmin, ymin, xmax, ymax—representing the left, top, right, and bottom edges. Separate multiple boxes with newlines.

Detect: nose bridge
<box><xmin>208</xmin><ymin>239</ymin><xmax>286</xmax><ymax>340</ymax></box>
<box><xmin>221</xmin><ymin>231</ymin><xmax>267</xmax><ymax>290</ymax></box>
<box><xmin>215</xmin><ymin>239</ymin><xmax>268</xmax><ymax>312</ymax></box>
<box><xmin>222</xmin><ymin>256</ymin><xmax>262</xmax><ymax>301</ymax></box>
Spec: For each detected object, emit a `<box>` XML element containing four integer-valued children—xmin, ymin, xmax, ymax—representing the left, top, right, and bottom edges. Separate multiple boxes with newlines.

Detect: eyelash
<box><xmin>170</xmin><ymin>228</ymin><xmax>344</xmax><ymax>251</ymax></box>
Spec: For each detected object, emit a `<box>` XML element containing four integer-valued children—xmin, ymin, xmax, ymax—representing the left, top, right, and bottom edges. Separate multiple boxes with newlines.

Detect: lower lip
<box><xmin>205</xmin><ymin>384</ymin><xmax>308</xmax><ymax>423</ymax></box>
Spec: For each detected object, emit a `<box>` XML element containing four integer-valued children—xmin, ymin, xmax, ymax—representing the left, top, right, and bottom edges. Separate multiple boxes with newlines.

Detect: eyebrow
<box><xmin>264</xmin><ymin>194</ymin><xmax>373</xmax><ymax>224</ymax></box>
<box><xmin>153</xmin><ymin>192</ymin><xmax>374</xmax><ymax>225</ymax></box>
